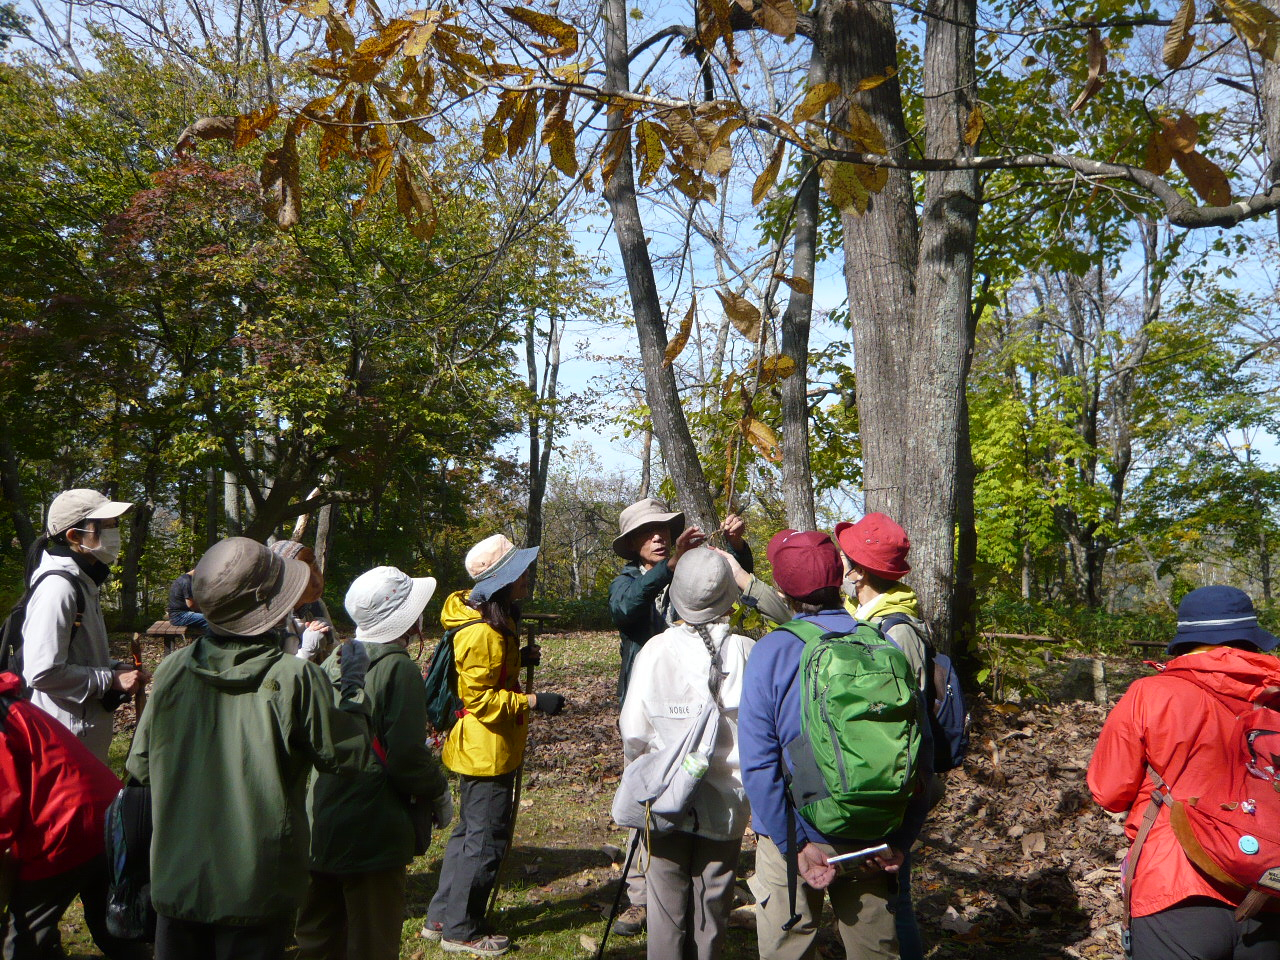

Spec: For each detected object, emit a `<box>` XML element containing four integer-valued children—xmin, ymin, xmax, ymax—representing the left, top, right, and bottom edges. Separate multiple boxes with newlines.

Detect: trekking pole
<box><xmin>595</xmin><ymin>830</ymin><xmax>642</xmax><ymax>960</ymax></box>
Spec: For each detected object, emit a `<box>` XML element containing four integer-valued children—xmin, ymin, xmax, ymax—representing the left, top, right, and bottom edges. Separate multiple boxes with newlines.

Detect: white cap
<box><xmin>46</xmin><ymin>489</ymin><xmax>134</xmax><ymax>537</ymax></box>
<box><xmin>344</xmin><ymin>566</ymin><xmax>437</xmax><ymax>643</ymax></box>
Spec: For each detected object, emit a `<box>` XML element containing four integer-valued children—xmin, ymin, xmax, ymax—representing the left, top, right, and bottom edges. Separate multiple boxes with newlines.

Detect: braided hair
<box><xmin>691</xmin><ymin>621</ymin><xmax>726</xmax><ymax>703</ymax></box>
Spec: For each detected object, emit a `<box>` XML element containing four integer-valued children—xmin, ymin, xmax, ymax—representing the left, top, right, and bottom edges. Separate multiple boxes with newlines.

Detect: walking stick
<box><xmin>485</xmin><ymin>625</ymin><xmax>537</xmax><ymax>923</ymax></box>
<box><xmin>595</xmin><ymin>830</ymin><xmax>642</xmax><ymax>960</ymax></box>
<box><xmin>130</xmin><ymin>634</ymin><xmax>147</xmax><ymax>718</ymax></box>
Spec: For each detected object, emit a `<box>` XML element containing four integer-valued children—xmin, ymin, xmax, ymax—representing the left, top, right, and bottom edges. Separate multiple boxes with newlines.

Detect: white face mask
<box><xmin>77</xmin><ymin>526</ymin><xmax>121</xmax><ymax>564</ymax></box>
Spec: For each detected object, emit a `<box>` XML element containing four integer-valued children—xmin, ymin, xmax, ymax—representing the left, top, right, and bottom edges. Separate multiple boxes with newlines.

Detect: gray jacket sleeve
<box><xmin>740</xmin><ymin>575</ymin><xmax>792</xmax><ymax>626</ymax></box>
<box><xmin>22</xmin><ymin>578</ymin><xmax>112</xmax><ymax>703</ymax></box>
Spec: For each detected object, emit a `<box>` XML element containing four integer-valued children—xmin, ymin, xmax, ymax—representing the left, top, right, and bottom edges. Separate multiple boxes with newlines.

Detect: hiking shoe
<box><xmin>612</xmin><ymin>904</ymin><xmax>646</xmax><ymax>936</ymax></box>
<box><xmin>421</xmin><ymin>920</ymin><xmax>443</xmax><ymax>942</ymax></box>
<box><xmin>440</xmin><ymin>934</ymin><xmax>511</xmax><ymax>956</ymax></box>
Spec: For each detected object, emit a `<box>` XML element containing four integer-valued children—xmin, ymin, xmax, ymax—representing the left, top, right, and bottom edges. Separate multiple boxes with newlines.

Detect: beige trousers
<box><xmin>748</xmin><ymin>835</ymin><xmax>898</xmax><ymax>960</ymax></box>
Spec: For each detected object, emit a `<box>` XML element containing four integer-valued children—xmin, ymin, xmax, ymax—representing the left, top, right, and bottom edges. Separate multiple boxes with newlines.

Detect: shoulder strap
<box><xmin>776</xmin><ymin>618</ymin><xmax>847</xmax><ymax>644</ymax></box>
<box><xmin>29</xmin><ymin>570</ymin><xmax>85</xmax><ymax>638</ymax></box>
<box><xmin>1122</xmin><ymin>764</ymin><xmax>1174</xmax><ymax>939</ymax></box>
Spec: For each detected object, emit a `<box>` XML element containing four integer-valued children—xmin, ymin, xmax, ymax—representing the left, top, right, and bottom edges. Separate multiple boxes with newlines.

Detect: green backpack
<box><xmin>779</xmin><ymin>618</ymin><xmax>925</xmax><ymax>840</ymax></box>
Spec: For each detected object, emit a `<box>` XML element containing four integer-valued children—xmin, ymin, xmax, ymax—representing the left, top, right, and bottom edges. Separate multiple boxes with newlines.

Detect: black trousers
<box><xmin>2</xmin><ymin>853</ymin><xmax>149</xmax><ymax>960</ymax></box>
<box><xmin>1132</xmin><ymin>899</ymin><xmax>1280</xmax><ymax>960</ymax></box>
<box><xmin>154</xmin><ymin>914</ymin><xmax>291</xmax><ymax>960</ymax></box>
<box><xmin>427</xmin><ymin>770</ymin><xmax>516</xmax><ymax>942</ymax></box>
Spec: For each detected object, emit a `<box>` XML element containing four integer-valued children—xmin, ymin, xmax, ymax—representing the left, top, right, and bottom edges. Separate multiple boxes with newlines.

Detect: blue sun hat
<box><xmin>466</xmin><ymin>534</ymin><xmax>539</xmax><ymax>603</ymax></box>
<box><xmin>1168</xmin><ymin>585</ymin><xmax>1279</xmax><ymax>655</ymax></box>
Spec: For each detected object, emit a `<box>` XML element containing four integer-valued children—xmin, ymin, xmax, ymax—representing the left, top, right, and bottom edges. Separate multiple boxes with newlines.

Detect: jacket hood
<box><xmin>1161</xmin><ymin>645</ymin><xmax>1280</xmax><ymax>712</ymax></box>
<box><xmin>441</xmin><ymin>589</ymin><xmax>482</xmax><ymax>632</ymax></box>
<box><xmin>844</xmin><ymin>582</ymin><xmax>921</xmax><ymax>621</ymax></box>
<box><xmin>184</xmin><ymin>636</ymin><xmax>283</xmax><ymax>688</ymax></box>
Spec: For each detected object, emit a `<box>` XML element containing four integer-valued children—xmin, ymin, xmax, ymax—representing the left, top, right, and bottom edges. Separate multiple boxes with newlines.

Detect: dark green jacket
<box><xmin>126</xmin><ymin>635</ymin><xmax>376</xmax><ymax>924</ymax></box>
<box><xmin>608</xmin><ymin>541</ymin><xmax>754</xmax><ymax>703</ymax></box>
<box><xmin>308</xmin><ymin>641</ymin><xmax>448</xmax><ymax>874</ymax></box>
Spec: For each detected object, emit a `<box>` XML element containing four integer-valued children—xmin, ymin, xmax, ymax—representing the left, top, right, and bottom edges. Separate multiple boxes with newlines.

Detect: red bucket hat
<box><xmin>834</xmin><ymin>513</ymin><xmax>911</xmax><ymax>581</ymax></box>
<box><xmin>767</xmin><ymin>529</ymin><xmax>844</xmax><ymax>600</ymax></box>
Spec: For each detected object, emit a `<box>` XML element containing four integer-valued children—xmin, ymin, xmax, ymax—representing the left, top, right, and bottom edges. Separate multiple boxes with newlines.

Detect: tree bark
<box><xmin>821</xmin><ymin>0</ymin><xmax>979</xmax><ymax>649</ymax></box>
<box><xmin>0</xmin><ymin>430</ymin><xmax>36</xmax><ymax>553</ymax></box>
<box><xmin>525</xmin><ymin>311</ymin><xmax>562</xmax><ymax>594</ymax></box>
<box><xmin>603</xmin><ymin>0</ymin><xmax>720</xmax><ymax>532</ymax></box>
<box><xmin>224</xmin><ymin>469</ymin><xmax>242</xmax><ymax>537</ymax></box>
<box><xmin>1263</xmin><ymin>0</ymin><xmax>1280</xmax><ymax>244</ymax></box>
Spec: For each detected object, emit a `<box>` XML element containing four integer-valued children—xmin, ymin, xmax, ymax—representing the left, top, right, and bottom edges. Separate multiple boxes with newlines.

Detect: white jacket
<box><xmin>619</xmin><ymin>621</ymin><xmax>754</xmax><ymax>841</ymax></box>
<box><xmin>22</xmin><ymin>550</ymin><xmax>117</xmax><ymax>761</ymax></box>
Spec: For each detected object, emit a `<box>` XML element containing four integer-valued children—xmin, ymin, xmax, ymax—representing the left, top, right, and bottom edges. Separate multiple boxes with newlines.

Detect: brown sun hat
<box><xmin>193</xmin><ymin>537</ymin><xmax>312</xmax><ymax>637</ymax></box>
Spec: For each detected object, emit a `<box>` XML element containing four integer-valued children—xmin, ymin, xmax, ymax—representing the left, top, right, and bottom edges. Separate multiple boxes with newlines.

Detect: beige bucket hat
<box><xmin>612</xmin><ymin>497</ymin><xmax>685</xmax><ymax>560</ymax></box>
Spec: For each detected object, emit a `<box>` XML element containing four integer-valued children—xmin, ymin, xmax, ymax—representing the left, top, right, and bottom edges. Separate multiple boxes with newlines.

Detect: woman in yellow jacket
<box><xmin>423</xmin><ymin>535</ymin><xmax>565</xmax><ymax>957</ymax></box>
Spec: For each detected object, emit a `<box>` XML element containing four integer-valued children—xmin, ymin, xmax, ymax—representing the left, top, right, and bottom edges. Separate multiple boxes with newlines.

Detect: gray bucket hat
<box><xmin>193</xmin><ymin>537</ymin><xmax>312</xmax><ymax>637</ymax></box>
<box><xmin>612</xmin><ymin>497</ymin><xmax>685</xmax><ymax>560</ymax></box>
<box><xmin>670</xmin><ymin>547</ymin><xmax>740</xmax><ymax>624</ymax></box>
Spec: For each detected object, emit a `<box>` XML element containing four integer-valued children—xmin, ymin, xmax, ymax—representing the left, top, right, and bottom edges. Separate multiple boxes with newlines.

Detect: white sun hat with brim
<box><xmin>345</xmin><ymin>566</ymin><xmax>437</xmax><ymax>643</ymax></box>
<box><xmin>193</xmin><ymin>537</ymin><xmax>312</xmax><ymax>637</ymax></box>
<box><xmin>46</xmin><ymin>489</ymin><xmax>134</xmax><ymax>537</ymax></box>
<box><xmin>466</xmin><ymin>534</ymin><xmax>539</xmax><ymax>603</ymax></box>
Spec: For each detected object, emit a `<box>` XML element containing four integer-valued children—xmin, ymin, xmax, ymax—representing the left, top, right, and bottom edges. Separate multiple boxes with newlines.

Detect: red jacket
<box><xmin>0</xmin><ymin>671</ymin><xmax>122</xmax><ymax>881</ymax></box>
<box><xmin>1087</xmin><ymin>647</ymin><xmax>1280</xmax><ymax>917</ymax></box>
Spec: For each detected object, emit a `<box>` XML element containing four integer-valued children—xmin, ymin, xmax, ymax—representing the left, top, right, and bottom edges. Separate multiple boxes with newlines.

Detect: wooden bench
<box><xmin>142</xmin><ymin>620</ymin><xmax>193</xmax><ymax>656</ymax></box>
<box><xmin>1127</xmin><ymin>640</ymin><xmax>1168</xmax><ymax>651</ymax></box>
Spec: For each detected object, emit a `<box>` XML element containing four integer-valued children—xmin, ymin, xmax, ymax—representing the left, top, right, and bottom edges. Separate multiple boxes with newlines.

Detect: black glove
<box><xmin>532</xmin><ymin>691</ymin><xmax>564</xmax><ymax>715</ymax></box>
<box><xmin>520</xmin><ymin>643</ymin><xmax>541</xmax><ymax>668</ymax></box>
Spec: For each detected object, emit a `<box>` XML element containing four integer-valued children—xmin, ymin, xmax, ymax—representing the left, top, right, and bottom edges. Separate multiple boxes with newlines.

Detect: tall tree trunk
<box><xmin>821</xmin><ymin>0</ymin><xmax>979</xmax><ymax>649</ymax></box>
<box><xmin>1263</xmin><ymin>0</ymin><xmax>1280</xmax><ymax>243</ymax></box>
<box><xmin>205</xmin><ymin>466</ymin><xmax>220</xmax><ymax>549</ymax></box>
<box><xmin>603</xmin><ymin>0</ymin><xmax>720</xmax><ymax>532</ymax></box>
<box><xmin>780</xmin><ymin>51</ymin><xmax>822</xmax><ymax>531</ymax></box>
<box><xmin>525</xmin><ymin>312</ymin><xmax>562</xmax><ymax>595</ymax></box>
<box><xmin>224</xmin><ymin>470</ymin><xmax>242</xmax><ymax>536</ymax></box>
<box><xmin>119</xmin><ymin>499</ymin><xmax>153</xmax><ymax>632</ymax></box>
<box><xmin>0</xmin><ymin>430</ymin><xmax>36</xmax><ymax>553</ymax></box>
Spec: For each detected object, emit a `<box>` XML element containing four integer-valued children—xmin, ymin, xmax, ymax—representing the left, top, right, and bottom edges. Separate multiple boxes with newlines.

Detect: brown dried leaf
<box><xmin>277</xmin><ymin>128</ymin><xmax>302</xmax><ymax>228</ymax></box>
<box><xmin>752</xmin><ymin>0</ymin><xmax>798</xmax><ymax>37</ymax></box>
<box><xmin>547</xmin><ymin>121</ymin><xmax>578</xmax><ymax>177</ymax></box>
<box><xmin>821</xmin><ymin>160</ymin><xmax>871</xmax><ymax>215</ymax></box>
<box><xmin>1162</xmin><ymin>0</ymin><xmax>1196</xmax><ymax>67</ymax></box>
<box><xmin>1069</xmin><ymin>28</ymin><xmax>1108</xmax><ymax>112</ymax></box>
<box><xmin>1160</xmin><ymin>113</ymin><xmax>1199</xmax><ymax>153</ymax></box>
<box><xmin>704</xmin><ymin>145</ymin><xmax>733</xmax><ymax>176</ymax></box>
<box><xmin>506</xmin><ymin>92</ymin><xmax>538</xmax><ymax>157</ymax></box>
<box><xmin>1142</xmin><ymin>126</ymin><xmax>1173</xmax><ymax>175</ymax></box>
<box><xmin>963</xmin><ymin>105</ymin><xmax>984</xmax><ymax>146</ymax></box>
<box><xmin>324</xmin><ymin>13</ymin><xmax>356</xmax><ymax>55</ymax></box>
<box><xmin>175</xmin><ymin>116</ymin><xmax>237</xmax><ymax>155</ymax></box>
<box><xmin>792</xmin><ymin>81</ymin><xmax>842</xmax><ymax>125</ymax></box>
<box><xmin>663</xmin><ymin>299</ymin><xmax>696</xmax><ymax>368</ymax></box>
<box><xmin>402</xmin><ymin>16</ymin><xmax>442</xmax><ymax>58</ymax></box>
<box><xmin>394</xmin><ymin>159</ymin><xmax>437</xmax><ymax>241</ymax></box>
<box><xmin>717</xmin><ymin>291</ymin><xmax>762</xmax><ymax>342</ymax></box>
<box><xmin>772</xmin><ymin>274</ymin><xmax>812</xmax><ymax>295</ymax></box>
<box><xmin>1175</xmin><ymin>149</ymin><xmax>1231</xmax><ymax>205</ymax></box>
<box><xmin>295</xmin><ymin>0</ymin><xmax>329</xmax><ymax>16</ymax></box>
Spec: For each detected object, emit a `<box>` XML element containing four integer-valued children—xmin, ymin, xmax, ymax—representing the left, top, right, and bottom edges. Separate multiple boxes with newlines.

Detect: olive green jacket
<box><xmin>308</xmin><ymin>641</ymin><xmax>448</xmax><ymax>874</ymax></box>
<box><xmin>126</xmin><ymin>635</ymin><xmax>375</xmax><ymax>924</ymax></box>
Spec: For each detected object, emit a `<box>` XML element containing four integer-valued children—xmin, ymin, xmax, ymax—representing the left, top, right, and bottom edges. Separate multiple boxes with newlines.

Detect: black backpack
<box><xmin>0</xmin><ymin>570</ymin><xmax>85</xmax><ymax>676</ymax></box>
<box><xmin>103</xmin><ymin>781</ymin><xmax>156</xmax><ymax>941</ymax></box>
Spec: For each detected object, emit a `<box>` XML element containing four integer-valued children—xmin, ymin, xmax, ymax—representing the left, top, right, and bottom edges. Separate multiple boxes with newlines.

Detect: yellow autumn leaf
<box><xmin>1215</xmin><ymin>0</ymin><xmax>1280</xmax><ymax>58</ymax></box>
<box><xmin>635</xmin><ymin>120</ymin><xmax>665</xmax><ymax>186</ymax></box>
<box><xmin>547</xmin><ymin>121</ymin><xmax>579</xmax><ymax>177</ymax></box>
<box><xmin>664</xmin><ymin>299</ymin><xmax>696</xmax><ymax>368</ymax></box>
<box><xmin>821</xmin><ymin>160</ymin><xmax>870</xmax><ymax>215</ymax></box>
<box><xmin>402</xmin><ymin>17</ymin><xmax>442</xmax><ymax>58</ymax></box>
<box><xmin>793</xmin><ymin>81</ymin><xmax>842</xmax><ymax>125</ymax></box>
<box><xmin>963</xmin><ymin>105</ymin><xmax>984</xmax><ymax>146</ymax></box>
<box><xmin>759</xmin><ymin>353</ymin><xmax>798</xmax><ymax>385</ymax></box>
<box><xmin>233</xmin><ymin>104</ymin><xmax>279</xmax><ymax>150</ymax></box>
<box><xmin>856</xmin><ymin>67</ymin><xmax>897</xmax><ymax>91</ymax></box>
<box><xmin>752</xmin><ymin>141</ymin><xmax>785</xmax><ymax>206</ymax></box>
<box><xmin>1162</xmin><ymin>0</ymin><xmax>1196</xmax><ymax>67</ymax></box>
<box><xmin>501</xmin><ymin>5</ymin><xmax>579</xmax><ymax>56</ymax></box>
<box><xmin>846</xmin><ymin>104</ymin><xmax>887</xmax><ymax>153</ymax></box>
<box><xmin>741</xmin><ymin>416</ymin><xmax>783</xmax><ymax>463</ymax></box>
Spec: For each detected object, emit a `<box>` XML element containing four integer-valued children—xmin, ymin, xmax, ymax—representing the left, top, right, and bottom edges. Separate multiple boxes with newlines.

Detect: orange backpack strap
<box><xmin>1122</xmin><ymin>765</ymin><xmax>1174</xmax><ymax>940</ymax></box>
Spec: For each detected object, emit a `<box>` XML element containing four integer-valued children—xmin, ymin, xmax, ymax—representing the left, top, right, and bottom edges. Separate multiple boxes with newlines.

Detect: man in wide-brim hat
<box><xmin>605</xmin><ymin>496</ymin><xmax>756</xmax><ymax>936</ymax></box>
